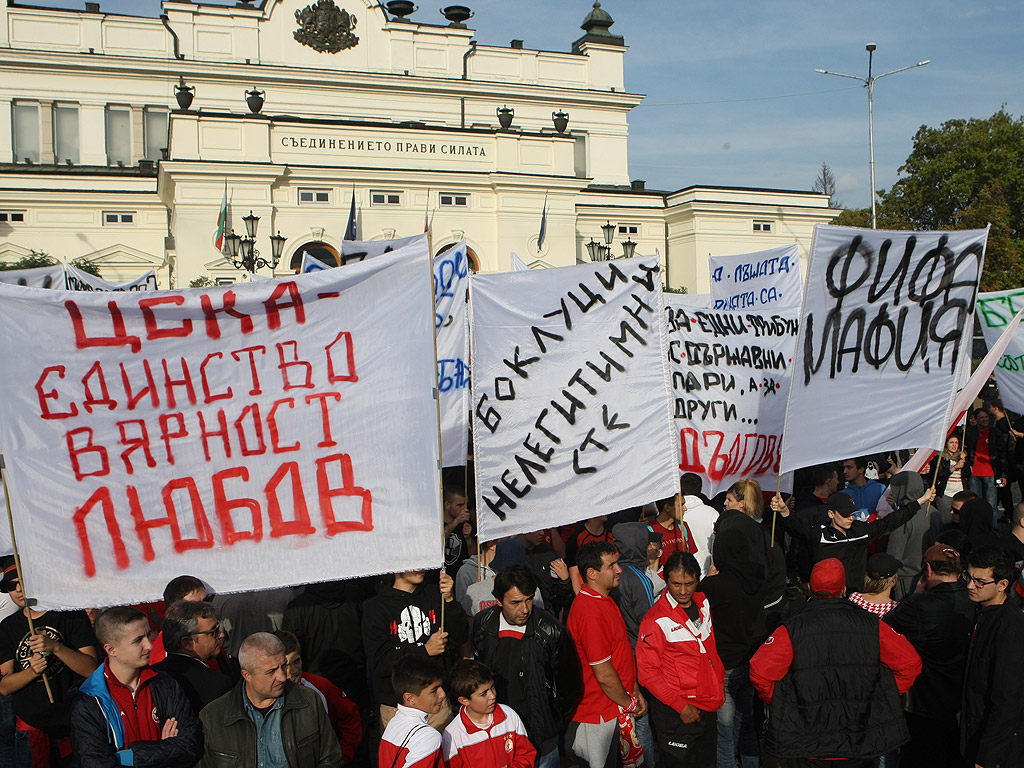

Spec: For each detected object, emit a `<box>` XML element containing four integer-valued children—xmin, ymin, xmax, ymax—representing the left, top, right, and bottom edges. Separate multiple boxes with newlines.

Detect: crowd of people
<box><xmin>2</xmin><ymin>397</ymin><xmax>1024</xmax><ymax>768</ymax></box>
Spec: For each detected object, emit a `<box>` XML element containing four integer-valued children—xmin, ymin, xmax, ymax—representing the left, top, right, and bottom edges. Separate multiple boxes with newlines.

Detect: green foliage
<box><xmin>835</xmin><ymin>207</ymin><xmax>872</xmax><ymax>228</ymax></box>
<box><xmin>189</xmin><ymin>275</ymin><xmax>215</xmax><ymax>288</ymax></box>
<box><xmin>0</xmin><ymin>250</ymin><xmax>101</xmax><ymax>278</ymax></box>
<box><xmin>71</xmin><ymin>257</ymin><xmax>101</xmax><ymax>277</ymax></box>
<box><xmin>664</xmin><ymin>285</ymin><xmax>689</xmax><ymax>294</ymax></box>
<box><xmin>876</xmin><ymin>108</ymin><xmax>1024</xmax><ymax>290</ymax></box>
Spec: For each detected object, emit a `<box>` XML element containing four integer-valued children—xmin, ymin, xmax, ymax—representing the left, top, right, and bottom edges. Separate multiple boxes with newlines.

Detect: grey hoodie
<box><xmin>610</xmin><ymin>522</ymin><xmax>661</xmax><ymax>647</ymax></box>
<box><xmin>886</xmin><ymin>471</ymin><xmax>927</xmax><ymax>599</ymax></box>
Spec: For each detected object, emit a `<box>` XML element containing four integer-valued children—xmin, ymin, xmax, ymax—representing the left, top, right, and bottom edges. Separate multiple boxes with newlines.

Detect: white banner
<box><xmin>709</xmin><ymin>244</ymin><xmax>802</xmax><ymax>312</ymax></box>
<box><xmin>299</xmin><ymin>252</ymin><xmax>329</xmax><ymax>274</ymax></box>
<box><xmin>904</xmin><ymin>307</ymin><xmax>1024</xmax><ymax>475</ymax></box>
<box><xmin>471</xmin><ymin>256</ymin><xmax>679</xmax><ymax>541</ymax></box>
<box><xmin>0</xmin><ymin>468</ymin><xmax>12</xmax><ymax>557</ymax></box>
<box><xmin>433</xmin><ymin>242</ymin><xmax>471</xmax><ymax>467</ymax></box>
<box><xmin>340</xmin><ymin>233</ymin><xmax>429</xmax><ymax>264</ymax></box>
<box><xmin>780</xmin><ymin>225</ymin><xmax>987</xmax><ymax>474</ymax></box>
<box><xmin>65</xmin><ymin>264</ymin><xmax>158</xmax><ymax>292</ymax></box>
<box><xmin>510</xmin><ymin>252</ymin><xmax>530</xmax><ymax>272</ymax></box>
<box><xmin>0</xmin><ymin>265</ymin><xmax>66</xmax><ymax>289</ymax></box>
<box><xmin>0</xmin><ymin>245</ymin><xmax>442</xmax><ymax>609</ymax></box>
<box><xmin>977</xmin><ymin>288</ymin><xmax>1024</xmax><ymax>413</ymax></box>
<box><xmin>667</xmin><ymin>302</ymin><xmax>798</xmax><ymax>497</ymax></box>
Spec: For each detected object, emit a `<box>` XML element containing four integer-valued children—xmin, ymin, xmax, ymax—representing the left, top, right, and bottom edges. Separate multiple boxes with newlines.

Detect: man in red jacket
<box><xmin>750</xmin><ymin>558</ymin><xmax>921</xmax><ymax>767</ymax></box>
<box><xmin>636</xmin><ymin>551</ymin><xmax>725</xmax><ymax>767</ymax></box>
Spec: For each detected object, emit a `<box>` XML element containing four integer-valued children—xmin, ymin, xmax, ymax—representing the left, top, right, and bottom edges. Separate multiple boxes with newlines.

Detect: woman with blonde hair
<box><xmin>724</xmin><ymin>479</ymin><xmax>764</xmax><ymax>521</ymax></box>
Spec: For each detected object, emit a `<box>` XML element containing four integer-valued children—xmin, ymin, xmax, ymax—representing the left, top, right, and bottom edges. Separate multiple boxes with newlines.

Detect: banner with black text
<box><xmin>471</xmin><ymin>256</ymin><xmax>679</xmax><ymax>541</ymax></box>
<box><xmin>667</xmin><ymin>301</ymin><xmax>798</xmax><ymax>496</ymax></box>
<box><xmin>780</xmin><ymin>225</ymin><xmax>986</xmax><ymax>473</ymax></box>
<box><xmin>709</xmin><ymin>244</ymin><xmax>802</xmax><ymax>312</ymax></box>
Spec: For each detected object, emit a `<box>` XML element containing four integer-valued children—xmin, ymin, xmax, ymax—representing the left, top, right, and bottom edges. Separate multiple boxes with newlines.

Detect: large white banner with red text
<box><xmin>666</xmin><ymin>301</ymin><xmax>798</xmax><ymax>497</ymax></box>
<box><xmin>471</xmin><ymin>256</ymin><xmax>679</xmax><ymax>541</ymax></box>
<box><xmin>0</xmin><ymin>246</ymin><xmax>442</xmax><ymax>609</ymax></box>
<box><xmin>780</xmin><ymin>225</ymin><xmax>986</xmax><ymax>474</ymax></box>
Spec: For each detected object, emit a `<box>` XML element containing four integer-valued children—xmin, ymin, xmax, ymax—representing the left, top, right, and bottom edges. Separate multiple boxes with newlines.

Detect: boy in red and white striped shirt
<box><xmin>441</xmin><ymin>660</ymin><xmax>536</xmax><ymax>768</ymax></box>
<box><xmin>379</xmin><ymin>656</ymin><xmax>447</xmax><ymax>768</ymax></box>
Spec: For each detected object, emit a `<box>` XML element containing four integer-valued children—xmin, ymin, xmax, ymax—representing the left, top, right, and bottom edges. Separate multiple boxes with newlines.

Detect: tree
<box><xmin>189</xmin><ymin>275</ymin><xmax>215</xmax><ymax>288</ymax></box>
<box><xmin>812</xmin><ymin>162</ymin><xmax>842</xmax><ymax>208</ymax></box>
<box><xmin>876</xmin><ymin>108</ymin><xmax>1024</xmax><ymax>289</ymax></box>
<box><xmin>0</xmin><ymin>250</ymin><xmax>101</xmax><ymax>276</ymax></box>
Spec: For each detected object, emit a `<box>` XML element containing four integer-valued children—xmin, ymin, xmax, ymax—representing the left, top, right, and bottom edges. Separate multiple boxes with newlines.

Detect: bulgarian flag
<box><xmin>214</xmin><ymin>183</ymin><xmax>228</xmax><ymax>251</ymax></box>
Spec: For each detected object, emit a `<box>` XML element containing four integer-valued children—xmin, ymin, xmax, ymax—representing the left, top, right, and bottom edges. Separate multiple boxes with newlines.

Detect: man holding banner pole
<box><xmin>770</xmin><ymin>488</ymin><xmax>935</xmax><ymax>595</ymax></box>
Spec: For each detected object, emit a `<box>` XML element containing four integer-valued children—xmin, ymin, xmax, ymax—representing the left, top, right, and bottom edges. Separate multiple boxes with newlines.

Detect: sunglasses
<box><xmin>191</xmin><ymin>622</ymin><xmax>222</xmax><ymax>637</ymax></box>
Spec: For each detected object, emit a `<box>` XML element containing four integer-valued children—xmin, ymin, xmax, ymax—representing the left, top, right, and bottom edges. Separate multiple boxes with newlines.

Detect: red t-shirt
<box><xmin>567</xmin><ymin>587</ymin><xmax>636</xmax><ymax>723</ymax></box>
<box><xmin>973</xmin><ymin>429</ymin><xmax>994</xmax><ymax>477</ymax></box>
<box><xmin>649</xmin><ymin>520</ymin><xmax>696</xmax><ymax>566</ymax></box>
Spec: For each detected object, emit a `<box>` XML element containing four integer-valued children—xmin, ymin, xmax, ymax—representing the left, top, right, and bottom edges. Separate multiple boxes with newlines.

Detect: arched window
<box><xmin>289</xmin><ymin>241</ymin><xmax>339</xmax><ymax>271</ymax></box>
<box><xmin>433</xmin><ymin>243</ymin><xmax>479</xmax><ymax>272</ymax></box>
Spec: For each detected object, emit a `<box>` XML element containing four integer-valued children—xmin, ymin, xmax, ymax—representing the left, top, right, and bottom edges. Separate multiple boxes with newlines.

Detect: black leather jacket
<box><xmin>472</xmin><ymin>605</ymin><xmax>581</xmax><ymax>754</ymax></box>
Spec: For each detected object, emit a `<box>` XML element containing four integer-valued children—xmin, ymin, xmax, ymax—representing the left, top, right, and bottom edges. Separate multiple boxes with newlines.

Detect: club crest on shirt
<box><xmin>15</xmin><ymin>627</ymin><xmax>66</xmax><ymax>675</ymax></box>
<box><xmin>152</xmin><ymin>707</ymin><xmax>159</xmax><ymax>723</ymax></box>
<box><xmin>505</xmin><ymin>734</ymin><xmax>514</xmax><ymax>753</ymax></box>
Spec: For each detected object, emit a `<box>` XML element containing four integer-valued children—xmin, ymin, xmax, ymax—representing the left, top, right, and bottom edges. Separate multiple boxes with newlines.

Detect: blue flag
<box><xmin>344</xmin><ymin>188</ymin><xmax>357</xmax><ymax>240</ymax></box>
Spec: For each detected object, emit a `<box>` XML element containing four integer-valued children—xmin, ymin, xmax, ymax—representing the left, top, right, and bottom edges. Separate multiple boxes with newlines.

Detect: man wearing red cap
<box><xmin>749</xmin><ymin>558</ymin><xmax>921</xmax><ymax>767</ymax></box>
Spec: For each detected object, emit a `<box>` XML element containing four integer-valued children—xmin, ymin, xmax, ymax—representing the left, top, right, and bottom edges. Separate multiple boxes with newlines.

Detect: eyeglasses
<box><xmin>966</xmin><ymin>574</ymin><xmax>998</xmax><ymax>588</ymax></box>
<box><xmin>191</xmin><ymin>622</ymin><xmax>222</xmax><ymax>637</ymax></box>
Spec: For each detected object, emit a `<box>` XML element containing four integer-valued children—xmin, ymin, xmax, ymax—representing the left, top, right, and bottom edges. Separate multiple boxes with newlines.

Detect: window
<box><xmin>53</xmin><ymin>104</ymin><xmax>79</xmax><ymax>164</ymax></box>
<box><xmin>215</xmin><ymin>277</ymin><xmax>236</xmax><ymax>285</ymax></box>
<box><xmin>105</xmin><ymin>106</ymin><xmax>131</xmax><ymax>166</ymax></box>
<box><xmin>618</xmin><ymin>224</ymin><xmax>640</xmax><ymax>236</ymax></box>
<box><xmin>298</xmin><ymin>189</ymin><xmax>331</xmax><ymax>204</ymax></box>
<box><xmin>13</xmin><ymin>102</ymin><xmax>40</xmax><ymax>163</ymax></box>
<box><xmin>439</xmin><ymin>193</ymin><xmax>468</xmax><ymax>207</ymax></box>
<box><xmin>143</xmin><ymin>108</ymin><xmax>168</xmax><ymax>162</ymax></box>
<box><xmin>103</xmin><ymin>211</ymin><xmax>135</xmax><ymax>225</ymax></box>
<box><xmin>0</xmin><ymin>211</ymin><xmax>26</xmax><ymax>223</ymax></box>
<box><xmin>753</xmin><ymin>221</ymin><xmax>773</xmax><ymax>232</ymax></box>
<box><xmin>371</xmin><ymin>190</ymin><xmax>402</xmax><ymax>206</ymax></box>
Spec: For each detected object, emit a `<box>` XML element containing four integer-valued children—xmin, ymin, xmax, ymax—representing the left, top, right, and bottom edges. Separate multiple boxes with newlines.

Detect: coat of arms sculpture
<box><xmin>294</xmin><ymin>0</ymin><xmax>359</xmax><ymax>53</ymax></box>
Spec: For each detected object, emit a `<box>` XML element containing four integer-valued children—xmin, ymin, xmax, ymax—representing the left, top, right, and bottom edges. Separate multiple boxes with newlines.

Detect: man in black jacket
<box><xmin>772</xmin><ymin>488</ymin><xmax>935</xmax><ymax>595</ymax></box>
<box><xmin>153</xmin><ymin>600</ymin><xmax>234</xmax><ymax>715</ymax></box>
<box><xmin>71</xmin><ymin>606</ymin><xmax>202</xmax><ymax>768</ymax></box>
<box><xmin>361</xmin><ymin>569</ymin><xmax>466</xmax><ymax>729</ymax></box>
<box><xmin>472</xmin><ymin>565</ymin><xmax>581</xmax><ymax>768</ymax></box>
<box><xmin>883</xmin><ymin>544</ymin><xmax>975</xmax><ymax>766</ymax></box>
<box><xmin>961</xmin><ymin>546</ymin><xmax>1024</xmax><ymax>768</ymax></box>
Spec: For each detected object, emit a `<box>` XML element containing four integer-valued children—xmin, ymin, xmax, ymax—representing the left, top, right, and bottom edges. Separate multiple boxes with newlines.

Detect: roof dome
<box><xmin>581</xmin><ymin>1</ymin><xmax>615</xmax><ymax>36</ymax></box>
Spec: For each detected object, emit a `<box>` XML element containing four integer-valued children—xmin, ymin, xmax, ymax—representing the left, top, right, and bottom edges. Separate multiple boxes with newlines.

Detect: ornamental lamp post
<box><xmin>223</xmin><ymin>210</ymin><xmax>287</xmax><ymax>275</ymax></box>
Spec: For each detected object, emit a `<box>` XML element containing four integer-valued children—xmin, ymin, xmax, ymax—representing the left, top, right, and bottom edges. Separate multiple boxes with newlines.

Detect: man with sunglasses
<box><xmin>960</xmin><ymin>546</ymin><xmax>1024</xmax><ymax>768</ymax></box>
<box><xmin>154</xmin><ymin>600</ymin><xmax>234</xmax><ymax>715</ymax></box>
<box><xmin>772</xmin><ymin>487</ymin><xmax>936</xmax><ymax>595</ymax></box>
<box><xmin>883</xmin><ymin>544</ymin><xmax>975</xmax><ymax>766</ymax></box>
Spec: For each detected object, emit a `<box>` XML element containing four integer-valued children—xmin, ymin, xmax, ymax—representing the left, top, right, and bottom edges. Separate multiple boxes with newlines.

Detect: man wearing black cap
<box><xmin>846</xmin><ymin>552</ymin><xmax>901</xmax><ymax>617</ymax></box>
<box><xmin>883</xmin><ymin>544</ymin><xmax>974</xmax><ymax>767</ymax></box>
<box><xmin>750</xmin><ymin>558</ymin><xmax>922</xmax><ymax>767</ymax></box>
<box><xmin>771</xmin><ymin>487</ymin><xmax>936</xmax><ymax>595</ymax></box>
<box><xmin>0</xmin><ymin>563</ymin><xmax>98</xmax><ymax>766</ymax></box>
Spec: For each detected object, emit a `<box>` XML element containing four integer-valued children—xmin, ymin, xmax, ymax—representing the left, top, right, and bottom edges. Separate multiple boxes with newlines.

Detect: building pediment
<box><xmin>81</xmin><ymin>244</ymin><xmax>162</xmax><ymax>267</ymax></box>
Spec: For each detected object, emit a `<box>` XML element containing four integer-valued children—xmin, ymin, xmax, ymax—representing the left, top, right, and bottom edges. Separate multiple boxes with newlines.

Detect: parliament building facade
<box><xmin>0</xmin><ymin>0</ymin><xmax>838</xmax><ymax>288</ymax></box>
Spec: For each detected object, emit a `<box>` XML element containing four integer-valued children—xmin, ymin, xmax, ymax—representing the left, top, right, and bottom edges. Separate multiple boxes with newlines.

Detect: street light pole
<box><xmin>816</xmin><ymin>44</ymin><xmax>930</xmax><ymax>229</ymax></box>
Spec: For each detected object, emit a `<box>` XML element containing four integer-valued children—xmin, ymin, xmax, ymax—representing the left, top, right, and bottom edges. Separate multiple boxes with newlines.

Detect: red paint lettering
<box><xmin>268</xmin><ymin>398</ymin><xmax>300</xmax><ymax>453</ymax></box>
<box><xmin>265</xmin><ymin>462</ymin><xmax>316</xmax><ymax>537</ymax></box>
<box><xmin>81</xmin><ymin>361</ymin><xmax>117</xmax><ymax>413</ymax></box>
<box><xmin>117</xmin><ymin>419</ymin><xmax>157</xmax><ymax>474</ymax></box>
<box><xmin>140</xmin><ymin>295</ymin><xmax>193</xmax><ymax>340</ymax></box>
<box><xmin>73</xmin><ymin>486</ymin><xmax>130</xmax><ymax>577</ymax></box>
<box><xmin>231</xmin><ymin>346</ymin><xmax>266</xmax><ymax>396</ymax></box>
<box><xmin>201</xmin><ymin>290</ymin><xmax>253</xmax><ymax>339</ymax></box>
<box><xmin>66</xmin><ymin>427</ymin><xmax>109</xmax><ymax>481</ymax></box>
<box><xmin>316</xmin><ymin>453</ymin><xmax>373</xmax><ymax>535</ymax></box>
<box><xmin>325</xmin><ymin>332</ymin><xmax>358</xmax><ymax>383</ymax></box>
<box><xmin>162</xmin><ymin>357</ymin><xmax>197</xmax><ymax>408</ymax></box>
<box><xmin>159</xmin><ymin>412</ymin><xmax>188</xmax><ymax>464</ymax></box>
<box><xmin>120</xmin><ymin>361</ymin><xmax>159</xmax><ymax>410</ymax></box>
<box><xmin>276</xmin><ymin>341</ymin><xmax>314</xmax><ymax>390</ymax></box>
<box><xmin>234</xmin><ymin>403</ymin><xmax>266</xmax><ymax>456</ymax></box>
<box><xmin>198</xmin><ymin>409</ymin><xmax>231</xmax><ymax>462</ymax></box>
<box><xmin>35</xmin><ymin>365</ymin><xmax>78</xmax><ymax>419</ymax></box>
<box><xmin>305</xmin><ymin>392</ymin><xmax>341</xmax><ymax>447</ymax></box>
<box><xmin>263</xmin><ymin>281</ymin><xmax>305</xmax><ymax>330</ymax></box>
<box><xmin>199</xmin><ymin>352</ymin><xmax>232</xmax><ymax>403</ymax></box>
<box><xmin>212</xmin><ymin>467</ymin><xmax>262</xmax><ymax>544</ymax></box>
<box><xmin>65</xmin><ymin>299</ymin><xmax>141</xmax><ymax>352</ymax></box>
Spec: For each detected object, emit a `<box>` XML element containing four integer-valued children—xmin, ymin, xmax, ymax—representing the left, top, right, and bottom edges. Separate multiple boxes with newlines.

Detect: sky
<box><xmin>29</xmin><ymin>0</ymin><xmax>1024</xmax><ymax>208</ymax></box>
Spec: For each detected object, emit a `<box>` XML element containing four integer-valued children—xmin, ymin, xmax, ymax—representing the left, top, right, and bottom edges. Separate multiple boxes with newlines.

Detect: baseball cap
<box><xmin>810</xmin><ymin>558</ymin><xmax>846</xmax><ymax>597</ymax></box>
<box><xmin>866</xmin><ymin>552</ymin><xmax>902</xmax><ymax>579</ymax></box>
<box><xmin>923</xmin><ymin>544</ymin><xmax>961</xmax><ymax>566</ymax></box>
<box><xmin>0</xmin><ymin>563</ymin><xmax>19</xmax><ymax>593</ymax></box>
<box><xmin>827</xmin><ymin>493</ymin><xmax>856</xmax><ymax>518</ymax></box>
<box><xmin>648</xmin><ymin>529</ymin><xmax>664</xmax><ymax>545</ymax></box>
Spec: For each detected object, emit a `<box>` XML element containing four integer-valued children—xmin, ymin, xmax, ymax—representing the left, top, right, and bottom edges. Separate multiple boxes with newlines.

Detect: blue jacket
<box><xmin>72</xmin><ymin>664</ymin><xmax>203</xmax><ymax>768</ymax></box>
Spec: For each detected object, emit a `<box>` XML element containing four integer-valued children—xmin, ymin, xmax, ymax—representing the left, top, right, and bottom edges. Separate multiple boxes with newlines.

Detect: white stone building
<box><xmin>0</xmin><ymin>0</ymin><xmax>838</xmax><ymax>288</ymax></box>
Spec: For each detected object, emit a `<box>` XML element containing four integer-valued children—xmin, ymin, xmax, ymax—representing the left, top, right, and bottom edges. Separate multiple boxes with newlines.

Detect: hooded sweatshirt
<box><xmin>610</xmin><ymin>522</ymin><xmax>661</xmax><ymax>647</ymax></box>
<box><xmin>958</xmin><ymin>498</ymin><xmax>999</xmax><ymax>551</ymax></box>
<box><xmin>885</xmin><ymin>472</ymin><xmax>928</xmax><ymax>599</ymax></box>
<box><xmin>699</xmin><ymin>528</ymin><xmax>767</xmax><ymax>668</ymax></box>
<box><xmin>361</xmin><ymin>581</ymin><xmax>468</xmax><ymax>707</ymax></box>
